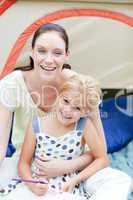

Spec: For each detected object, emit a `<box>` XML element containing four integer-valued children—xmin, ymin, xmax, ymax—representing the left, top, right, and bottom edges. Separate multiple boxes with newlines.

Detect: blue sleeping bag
<box><xmin>100</xmin><ymin>95</ymin><xmax>133</xmax><ymax>153</ymax></box>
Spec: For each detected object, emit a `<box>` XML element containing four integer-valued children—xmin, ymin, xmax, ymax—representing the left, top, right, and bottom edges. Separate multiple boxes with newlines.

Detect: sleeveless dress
<box><xmin>1</xmin><ymin>117</ymin><xmax>89</xmax><ymax>200</ymax></box>
<box><xmin>31</xmin><ymin>117</ymin><xmax>86</xmax><ymax>194</ymax></box>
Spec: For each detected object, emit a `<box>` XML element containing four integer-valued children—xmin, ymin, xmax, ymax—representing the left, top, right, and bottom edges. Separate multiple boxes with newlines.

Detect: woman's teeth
<box><xmin>40</xmin><ymin>65</ymin><xmax>56</xmax><ymax>71</ymax></box>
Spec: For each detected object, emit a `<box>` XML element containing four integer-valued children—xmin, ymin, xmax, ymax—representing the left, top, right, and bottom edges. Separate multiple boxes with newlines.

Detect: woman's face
<box><xmin>31</xmin><ymin>31</ymin><xmax>69</xmax><ymax>81</ymax></box>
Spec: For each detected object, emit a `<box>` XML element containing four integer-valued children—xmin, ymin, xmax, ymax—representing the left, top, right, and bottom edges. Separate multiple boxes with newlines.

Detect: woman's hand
<box><xmin>34</xmin><ymin>155</ymin><xmax>71</xmax><ymax>178</ymax></box>
<box><xmin>34</xmin><ymin>152</ymin><xmax>93</xmax><ymax>179</ymax></box>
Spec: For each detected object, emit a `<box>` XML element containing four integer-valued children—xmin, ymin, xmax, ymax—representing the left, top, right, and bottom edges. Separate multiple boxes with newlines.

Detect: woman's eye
<box><xmin>54</xmin><ymin>52</ymin><xmax>63</xmax><ymax>56</ymax></box>
<box><xmin>38</xmin><ymin>49</ymin><xmax>46</xmax><ymax>54</ymax></box>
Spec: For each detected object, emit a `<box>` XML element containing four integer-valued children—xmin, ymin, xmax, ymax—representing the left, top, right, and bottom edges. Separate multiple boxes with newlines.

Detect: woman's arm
<box><xmin>89</xmin><ymin>108</ymin><xmax>107</xmax><ymax>152</ymax></box>
<box><xmin>72</xmin><ymin>119</ymin><xmax>109</xmax><ymax>184</ymax></box>
<box><xmin>61</xmin><ymin>119</ymin><xmax>109</xmax><ymax>192</ymax></box>
<box><xmin>34</xmin><ymin>151</ymin><xmax>93</xmax><ymax>178</ymax></box>
<box><xmin>0</xmin><ymin>105</ymin><xmax>13</xmax><ymax>165</ymax></box>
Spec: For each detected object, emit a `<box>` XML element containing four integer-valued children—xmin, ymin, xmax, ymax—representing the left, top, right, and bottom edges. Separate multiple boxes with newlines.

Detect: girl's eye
<box><xmin>63</xmin><ymin>99</ymin><xmax>69</xmax><ymax>104</ymax></box>
<box><xmin>75</xmin><ymin>107</ymin><xmax>81</xmax><ymax>111</ymax></box>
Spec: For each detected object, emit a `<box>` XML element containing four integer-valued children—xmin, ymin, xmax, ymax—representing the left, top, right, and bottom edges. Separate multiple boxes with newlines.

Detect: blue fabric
<box><xmin>129</xmin><ymin>193</ymin><xmax>133</xmax><ymax>200</ymax></box>
<box><xmin>76</xmin><ymin>117</ymin><xmax>87</xmax><ymax>131</ymax></box>
<box><xmin>100</xmin><ymin>96</ymin><xmax>133</xmax><ymax>153</ymax></box>
<box><xmin>32</xmin><ymin>117</ymin><xmax>87</xmax><ymax>134</ymax></box>
<box><xmin>6</xmin><ymin>113</ymin><xmax>16</xmax><ymax>157</ymax></box>
<box><xmin>32</xmin><ymin>117</ymin><xmax>40</xmax><ymax>134</ymax></box>
<box><xmin>6</xmin><ymin>143</ymin><xmax>16</xmax><ymax>157</ymax></box>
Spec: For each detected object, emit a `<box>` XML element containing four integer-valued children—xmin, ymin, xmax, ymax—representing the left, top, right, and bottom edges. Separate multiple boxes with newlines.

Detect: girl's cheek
<box><xmin>73</xmin><ymin>113</ymin><xmax>79</xmax><ymax>121</ymax></box>
<box><xmin>76</xmin><ymin>113</ymin><xmax>82</xmax><ymax>120</ymax></box>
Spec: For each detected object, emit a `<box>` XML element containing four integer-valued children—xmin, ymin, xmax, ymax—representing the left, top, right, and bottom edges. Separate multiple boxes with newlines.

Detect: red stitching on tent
<box><xmin>0</xmin><ymin>8</ymin><xmax>133</xmax><ymax>79</ymax></box>
<box><xmin>0</xmin><ymin>0</ymin><xmax>17</xmax><ymax>15</ymax></box>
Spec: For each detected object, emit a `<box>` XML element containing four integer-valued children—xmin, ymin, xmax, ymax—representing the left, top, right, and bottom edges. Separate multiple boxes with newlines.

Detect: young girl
<box><xmin>1</xmin><ymin>74</ymin><xmax>108</xmax><ymax>199</ymax></box>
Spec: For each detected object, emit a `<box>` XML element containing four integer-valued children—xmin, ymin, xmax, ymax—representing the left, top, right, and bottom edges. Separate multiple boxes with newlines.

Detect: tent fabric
<box><xmin>0</xmin><ymin>8</ymin><xmax>133</xmax><ymax>80</ymax></box>
<box><xmin>0</xmin><ymin>0</ymin><xmax>17</xmax><ymax>15</ymax></box>
<box><xmin>0</xmin><ymin>1</ymin><xmax>133</xmax><ymax>88</ymax></box>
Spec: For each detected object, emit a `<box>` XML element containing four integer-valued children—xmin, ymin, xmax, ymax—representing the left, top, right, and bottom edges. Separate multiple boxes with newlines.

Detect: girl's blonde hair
<box><xmin>60</xmin><ymin>74</ymin><xmax>102</xmax><ymax>114</ymax></box>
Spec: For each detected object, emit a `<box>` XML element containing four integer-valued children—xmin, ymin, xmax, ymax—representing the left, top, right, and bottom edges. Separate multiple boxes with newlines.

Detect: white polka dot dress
<box><xmin>31</xmin><ymin>117</ymin><xmax>88</xmax><ymax>197</ymax></box>
<box><xmin>1</xmin><ymin>118</ymin><xmax>89</xmax><ymax>199</ymax></box>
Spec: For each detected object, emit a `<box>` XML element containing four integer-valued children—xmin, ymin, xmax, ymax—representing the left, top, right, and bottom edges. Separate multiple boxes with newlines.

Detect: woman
<box><xmin>0</xmin><ymin>23</ymin><xmax>131</xmax><ymax>199</ymax></box>
<box><xmin>0</xmin><ymin>23</ymin><xmax>93</xmax><ymax>184</ymax></box>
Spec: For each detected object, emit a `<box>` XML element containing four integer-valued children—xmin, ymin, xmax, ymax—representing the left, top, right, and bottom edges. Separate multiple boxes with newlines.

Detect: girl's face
<box><xmin>56</xmin><ymin>90</ymin><xmax>85</xmax><ymax>126</ymax></box>
<box><xmin>31</xmin><ymin>31</ymin><xmax>69</xmax><ymax>81</ymax></box>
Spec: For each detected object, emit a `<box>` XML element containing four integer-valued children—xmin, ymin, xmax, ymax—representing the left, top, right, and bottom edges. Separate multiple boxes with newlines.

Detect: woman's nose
<box><xmin>45</xmin><ymin>53</ymin><xmax>53</xmax><ymax>64</ymax></box>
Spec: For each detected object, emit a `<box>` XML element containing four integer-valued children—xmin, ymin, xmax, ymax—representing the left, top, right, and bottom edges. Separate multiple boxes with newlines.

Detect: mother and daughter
<box><xmin>0</xmin><ymin>23</ymin><xmax>131</xmax><ymax>199</ymax></box>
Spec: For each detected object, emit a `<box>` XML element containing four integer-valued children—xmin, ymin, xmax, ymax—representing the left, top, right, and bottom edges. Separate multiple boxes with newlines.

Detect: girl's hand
<box><xmin>34</xmin><ymin>155</ymin><xmax>70</xmax><ymax>178</ymax></box>
<box><xmin>60</xmin><ymin>177</ymin><xmax>79</xmax><ymax>193</ymax></box>
<box><xmin>28</xmin><ymin>181</ymin><xmax>48</xmax><ymax>196</ymax></box>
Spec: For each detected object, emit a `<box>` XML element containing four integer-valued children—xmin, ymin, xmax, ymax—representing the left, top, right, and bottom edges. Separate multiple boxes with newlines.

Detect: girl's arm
<box><xmin>18</xmin><ymin>122</ymin><xmax>36</xmax><ymax>181</ymax></box>
<box><xmin>18</xmin><ymin>122</ymin><xmax>48</xmax><ymax>196</ymax></box>
<box><xmin>0</xmin><ymin>105</ymin><xmax>13</xmax><ymax>165</ymax></box>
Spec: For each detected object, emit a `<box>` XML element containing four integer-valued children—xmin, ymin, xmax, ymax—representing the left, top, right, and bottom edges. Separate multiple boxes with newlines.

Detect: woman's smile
<box><xmin>40</xmin><ymin>65</ymin><xmax>56</xmax><ymax>72</ymax></box>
